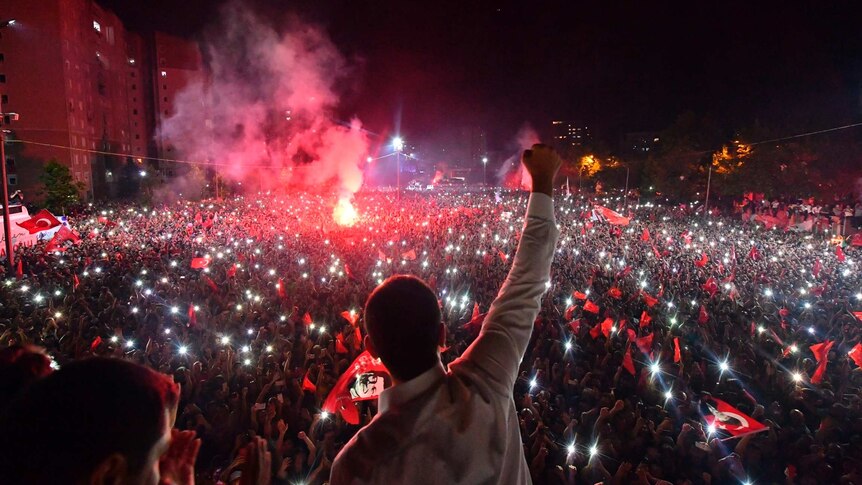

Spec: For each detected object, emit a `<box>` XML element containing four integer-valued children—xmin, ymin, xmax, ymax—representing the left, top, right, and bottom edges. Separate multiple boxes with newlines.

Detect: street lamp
<box><xmin>482</xmin><ymin>156</ymin><xmax>488</xmax><ymax>186</ymax></box>
<box><xmin>392</xmin><ymin>136</ymin><xmax>404</xmax><ymax>196</ymax></box>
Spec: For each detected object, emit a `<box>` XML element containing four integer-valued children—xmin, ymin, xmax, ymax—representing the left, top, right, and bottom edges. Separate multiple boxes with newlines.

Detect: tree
<box><xmin>39</xmin><ymin>160</ymin><xmax>84</xmax><ymax>213</ymax></box>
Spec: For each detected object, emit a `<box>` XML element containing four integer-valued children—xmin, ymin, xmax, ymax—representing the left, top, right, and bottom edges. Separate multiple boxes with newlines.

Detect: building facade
<box><xmin>0</xmin><ymin>0</ymin><xmax>201</xmax><ymax>203</ymax></box>
<box><xmin>551</xmin><ymin>120</ymin><xmax>591</xmax><ymax>148</ymax></box>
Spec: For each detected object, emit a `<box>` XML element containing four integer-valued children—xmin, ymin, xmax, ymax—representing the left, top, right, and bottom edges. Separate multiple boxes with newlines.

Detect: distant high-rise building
<box><xmin>551</xmin><ymin>120</ymin><xmax>591</xmax><ymax>148</ymax></box>
<box><xmin>151</xmin><ymin>32</ymin><xmax>203</xmax><ymax>178</ymax></box>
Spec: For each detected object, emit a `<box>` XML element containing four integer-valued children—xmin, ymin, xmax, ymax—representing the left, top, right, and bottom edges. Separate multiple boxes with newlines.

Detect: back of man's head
<box><xmin>0</xmin><ymin>357</ymin><xmax>179</xmax><ymax>484</ymax></box>
<box><xmin>364</xmin><ymin>275</ymin><xmax>442</xmax><ymax>381</ymax></box>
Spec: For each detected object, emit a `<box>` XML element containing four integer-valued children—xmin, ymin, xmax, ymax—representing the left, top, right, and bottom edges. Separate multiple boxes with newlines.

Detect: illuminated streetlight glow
<box><xmin>392</xmin><ymin>136</ymin><xmax>404</xmax><ymax>152</ymax></box>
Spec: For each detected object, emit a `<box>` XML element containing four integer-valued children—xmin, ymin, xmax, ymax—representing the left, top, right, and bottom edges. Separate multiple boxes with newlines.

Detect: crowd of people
<box><xmin>1</xmin><ymin>185</ymin><xmax>861</xmax><ymax>484</ymax></box>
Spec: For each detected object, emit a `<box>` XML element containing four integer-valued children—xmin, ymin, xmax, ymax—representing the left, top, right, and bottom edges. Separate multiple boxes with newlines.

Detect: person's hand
<box><xmin>276</xmin><ymin>419</ymin><xmax>287</xmax><ymax>435</ymax></box>
<box><xmin>521</xmin><ymin>144</ymin><xmax>562</xmax><ymax>197</ymax></box>
<box><xmin>612</xmin><ymin>400</ymin><xmax>624</xmax><ymax>413</ymax></box>
<box><xmin>158</xmin><ymin>429</ymin><xmax>201</xmax><ymax>485</ymax></box>
<box><xmin>599</xmin><ymin>407</ymin><xmax>610</xmax><ymax>419</ymax></box>
<box><xmin>239</xmin><ymin>437</ymin><xmax>271</xmax><ymax>485</ymax></box>
<box><xmin>298</xmin><ymin>431</ymin><xmax>307</xmax><ymax>441</ymax></box>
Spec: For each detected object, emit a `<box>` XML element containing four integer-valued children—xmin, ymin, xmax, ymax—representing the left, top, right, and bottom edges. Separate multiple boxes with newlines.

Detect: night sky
<box><xmin>99</xmin><ymin>0</ymin><xmax>862</xmax><ymax>150</ymax></box>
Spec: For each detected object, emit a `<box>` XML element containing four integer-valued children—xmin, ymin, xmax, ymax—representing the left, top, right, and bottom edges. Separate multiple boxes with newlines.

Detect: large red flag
<box><xmin>277</xmin><ymin>278</ymin><xmax>286</xmax><ymax>299</ymax></box>
<box><xmin>190</xmin><ymin>257</ymin><xmax>210</xmax><ymax>269</ymax></box>
<box><xmin>642</xmin><ymin>292</ymin><xmax>658</xmax><ymax>308</ymax></box>
<box><xmin>836</xmin><ymin>245</ymin><xmax>846</xmax><ymax>263</ymax></box>
<box><xmin>695</xmin><ymin>253</ymin><xmax>708</xmax><ymax>267</ymax></box>
<box><xmin>608</xmin><ymin>287</ymin><xmax>623</xmax><ymax>299</ymax></box>
<box><xmin>90</xmin><ymin>336</ymin><xmax>102</xmax><ymax>353</ymax></box>
<box><xmin>810</xmin><ymin>340</ymin><xmax>834</xmax><ymax>384</ymax></box>
<box><xmin>302</xmin><ymin>371</ymin><xmax>317</xmax><ymax>393</ymax></box>
<box><xmin>704</xmin><ymin>397</ymin><xmax>767</xmax><ymax>437</ymax></box>
<box><xmin>748</xmin><ymin>246</ymin><xmax>760</xmax><ymax>260</ymax></box>
<box><xmin>622</xmin><ymin>344</ymin><xmax>635</xmax><ymax>375</ymax></box>
<box><xmin>15</xmin><ymin>259</ymin><xmax>23</xmax><ymax>279</ymax></box>
<box><xmin>639</xmin><ymin>310</ymin><xmax>652</xmax><ymax>328</ymax></box>
<box><xmin>322</xmin><ymin>351</ymin><xmax>390</xmax><ymax>425</ymax></box>
<box><xmin>188</xmin><ymin>305</ymin><xmax>197</xmax><ymax>328</ymax></box>
<box><xmin>698</xmin><ymin>305</ymin><xmax>709</xmax><ymax>325</ymax></box>
<box><xmin>641</xmin><ymin>228</ymin><xmax>650</xmax><ymax>241</ymax></box>
<box><xmin>599</xmin><ymin>318</ymin><xmax>614</xmax><ymax>338</ymax></box>
<box><xmin>583</xmin><ymin>300</ymin><xmax>600</xmax><ymax>314</ymax></box>
<box><xmin>341</xmin><ymin>310</ymin><xmax>359</xmax><ymax>327</ymax></box>
<box><xmin>849</xmin><ymin>343</ymin><xmax>862</xmax><ymax>369</ymax></box>
<box><xmin>302</xmin><ymin>312</ymin><xmax>313</xmax><ymax>326</ymax></box>
<box><xmin>44</xmin><ymin>226</ymin><xmax>80</xmax><ymax>253</ymax></box>
<box><xmin>401</xmin><ymin>249</ymin><xmax>417</xmax><ymax>261</ymax></box>
<box><xmin>226</xmin><ymin>264</ymin><xmax>237</xmax><ymax>277</ymax></box>
<box><xmin>673</xmin><ymin>337</ymin><xmax>682</xmax><ymax>363</ymax></box>
<box><xmin>595</xmin><ymin>205</ymin><xmax>630</xmax><ymax>225</ymax></box>
<box><xmin>16</xmin><ymin>209</ymin><xmax>61</xmax><ymax>234</ymax></box>
<box><xmin>572</xmin><ymin>290</ymin><xmax>588</xmax><ymax>300</ymax></box>
<box><xmin>635</xmin><ymin>333</ymin><xmax>654</xmax><ymax>354</ymax></box>
<box><xmin>702</xmin><ymin>277</ymin><xmax>719</xmax><ymax>296</ymax></box>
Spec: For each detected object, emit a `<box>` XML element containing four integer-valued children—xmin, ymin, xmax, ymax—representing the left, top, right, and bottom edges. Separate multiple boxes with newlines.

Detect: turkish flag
<box><xmin>73</xmin><ymin>273</ymin><xmax>80</xmax><ymax>290</ymax></box>
<box><xmin>641</xmin><ymin>228</ymin><xmax>650</xmax><ymax>241</ymax></box>
<box><xmin>608</xmin><ymin>287</ymin><xmax>623</xmax><ymax>299</ymax></box>
<box><xmin>652</xmin><ymin>245</ymin><xmax>662</xmax><ymax>259</ymax></box>
<box><xmin>583</xmin><ymin>300</ymin><xmax>600</xmax><ymax>314</ymax></box>
<box><xmin>568</xmin><ymin>319</ymin><xmax>581</xmax><ymax>333</ymax></box>
<box><xmin>498</xmin><ymin>250</ymin><xmax>507</xmax><ymax>263</ymax></box>
<box><xmin>401</xmin><ymin>249</ymin><xmax>417</xmax><ymax>261</ymax></box>
<box><xmin>703</xmin><ymin>396</ymin><xmax>767</xmax><ymax>437</ymax></box>
<box><xmin>45</xmin><ymin>226</ymin><xmax>81</xmax><ymax>253</ymax></box>
<box><xmin>813</xmin><ymin>259</ymin><xmax>821</xmax><ymax>278</ymax></box>
<box><xmin>695</xmin><ymin>253</ymin><xmax>708</xmax><ymax>267</ymax></box>
<box><xmin>277</xmin><ymin>278</ymin><xmax>286</xmax><ymax>299</ymax></box>
<box><xmin>302</xmin><ymin>312</ymin><xmax>313</xmax><ymax>326</ymax></box>
<box><xmin>698</xmin><ymin>305</ymin><xmax>709</xmax><ymax>325</ymax></box>
<box><xmin>639</xmin><ymin>311</ymin><xmax>652</xmax><ymax>328</ymax></box>
<box><xmin>16</xmin><ymin>209</ymin><xmax>61</xmax><ymax>234</ymax></box>
<box><xmin>836</xmin><ymin>245</ymin><xmax>846</xmax><ymax>263</ymax></box>
<box><xmin>702</xmin><ymin>277</ymin><xmax>719</xmax><ymax>296</ymax></box>
<box><xmin>302</xmin><ymin>371</ymin><xmax>317</xmax><ymax>393</ymax></box>
<box><xmin>642</xmin><ymin>292</ymin><xmax>658</xmax><ymax>308</ymax></box>
<box><xmin>595</xmin><ymin>205</ymin><xmax>630</xmax><ymax>225</ymax></box>
<box><xmin>849</xmin><ymin>343</ymin><xmax>862</xmax><ymax>369</ymax></box>
<box><xmin>226</xmin><ymin>264</ymin><xmax>237</xmax><ymax>277</ymax></box>
<box><xmin>341</xmin><ymin>310</ymin><xmax>359</xmax><ymax>327</ymax></box>
<box><xmin>190</xmin><ymin>257</ymin><xmax>210</xmax><ymax>269</ymax></box>
<box><xmin>635</xmin><ymin>333</ymin><xmax>654</xmax><ymax>354</ymax></box>
<box><xmin>572</xmin><ymin>291</ymin><xmax>588</xmax><ymax>300</ymax></box>
<box><xmin>188</xmin><ymin>305</ymin><xmax>197</xmax><ymax>328</ymax></box>
<box><xmin>622</xmin><ymin>344</ymin><xmax>635</xmax><ymax>375</ymax></box>
<box><xmin>853</xmin><ymin>312</ymin><xmax>862</xmax><ymax>322</ymax></box>
<box><xmin>599</xmin><ymin>318</ymin><xmax>614</xmax><ymax>338</ymax></box>
<box><xmin>564</xmin><ymin>305</ymin><xmax>576</xmax><ymax>321</ymax></box>
<box><xmin>810</xmin><ymin>340</ymin><xmax>834</xmax><ymax>384</ymax></box>
<box><xmin>322</xmin><ymin>351</ymin><xmax>390</xmax><ymax>425</ymax></box>
<box><xmin>748</xmin><ymin>245</ymin><xmax>760</xmax><ymax>260</ymax></box>
<box><xmin>673</xmin><ymin>337</ymin><xmax>681</xmax><ymax>363</ymax></box>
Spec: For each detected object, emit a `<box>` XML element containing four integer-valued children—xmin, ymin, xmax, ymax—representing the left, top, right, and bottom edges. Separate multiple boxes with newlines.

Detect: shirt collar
<box><xmin>379</xmin><ymin>362</ymin><xmax>446</xmax><ymax>414</ymax></box>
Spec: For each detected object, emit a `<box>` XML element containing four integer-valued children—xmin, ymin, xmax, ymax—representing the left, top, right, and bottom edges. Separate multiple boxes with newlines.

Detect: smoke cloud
<box><xmin>158</xmin><ymin>2</ymin><xmax>369</xmax><ymax>197</ymax></box>
<box><xmin>496</xmin><ymin>125</ymin><xmax>540</xmax><ymax>190</ymax></box>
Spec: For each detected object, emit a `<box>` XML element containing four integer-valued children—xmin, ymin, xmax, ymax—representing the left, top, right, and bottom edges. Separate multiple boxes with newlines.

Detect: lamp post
<box><xmin>623</xmin><ymin>165</ymin><xmax>630</xmax><ymax>212</ymax></box>
<box><xmin>392</xmin><ymin>136</ymin><xmax>404</xmax><ymax>197</ymax></box>
<box><xmin>482</xmin><ymin>156</ymin><xmax>488</xmax><ymax>186</ymax></box>
<box><xmin>0</xmin><ymin>19</ymin><xmax>17</xmax><ymax>271</ymax></box>
<box><xmin>703</xmin><ymin>164</ymin><xmax>712</xmax><ymax>217</ymax></box>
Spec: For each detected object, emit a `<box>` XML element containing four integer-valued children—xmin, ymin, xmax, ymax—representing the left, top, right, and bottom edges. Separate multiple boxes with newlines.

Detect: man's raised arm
<box><xmin>453</xmin><ymin>144</ymin><xmax>561</xmax><ymax>394</ymax></box>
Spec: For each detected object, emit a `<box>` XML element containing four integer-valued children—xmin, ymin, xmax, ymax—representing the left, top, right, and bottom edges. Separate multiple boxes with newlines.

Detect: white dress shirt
<box><xmin>330</xmin><ymin>193</ymin><xmax>559</xmax><ymax>485</ymax></box>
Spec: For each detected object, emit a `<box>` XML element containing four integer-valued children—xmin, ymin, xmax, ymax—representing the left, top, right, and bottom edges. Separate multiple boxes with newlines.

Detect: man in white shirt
<box><xmin>330</xmin><ymin>144</ymin><xmax>561</xmax><ymax>484</ymax></box>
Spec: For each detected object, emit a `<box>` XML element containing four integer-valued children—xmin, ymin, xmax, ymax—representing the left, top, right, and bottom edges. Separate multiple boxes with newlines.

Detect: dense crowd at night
<box><xmin>1</xmin><ymin>183</ymin><xmax>862</xmax><ymax>484</ymax></box>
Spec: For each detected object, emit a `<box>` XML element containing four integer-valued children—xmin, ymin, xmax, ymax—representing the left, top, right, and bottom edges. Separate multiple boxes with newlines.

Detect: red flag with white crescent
<box><xmin>16</xmin><ymin>209</ymin><xmax>61</xmax><ymax>234</ymax></box>
<box><xmin>703</xmin><ymin>396</ymin><xmax>767</xmax><ymax>437</ymax></box>
<box><xmin>341</xmin><ymin>310</ymin><xmax>359</xmax><ymax>327</ymax></box>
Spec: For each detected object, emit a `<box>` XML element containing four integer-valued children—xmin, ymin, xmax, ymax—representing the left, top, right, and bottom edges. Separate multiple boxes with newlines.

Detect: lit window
<box><xmin>128</xmin><ymin>58</ymin><xmax>136</xmax><ymax>65</ymax></box>
<box><xmin>93</xmin><ymin>20</ymin><xmax>101</xmax><ymax>32</ymax></box>
<box><xmin>160</xmin><ymin>70</ymin><xmax>167</xmax><ymax>77</ymax></box>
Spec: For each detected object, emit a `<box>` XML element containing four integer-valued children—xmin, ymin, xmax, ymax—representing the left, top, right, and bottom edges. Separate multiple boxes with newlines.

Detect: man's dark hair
<box><xmin>0</xmin><ymin>357</ymin><xmax>179</xmax><ymax>484</ymax></box>
<box><xmin>364</xmin><ymin>275</ymin><xmax>442</xmax><ymax>381</ymax></box>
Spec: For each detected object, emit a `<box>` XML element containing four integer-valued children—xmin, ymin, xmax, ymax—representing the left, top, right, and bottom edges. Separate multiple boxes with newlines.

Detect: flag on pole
<box><xmin>673</xmin><ymin>337</ymin><xmax>682</xmax><ymax>363</ymax></box>
<box><xmin>302</xmin><ymin>371</ymin><xmax>317</xmax><ymax>393</ymax></box>
<box><xmin>594</xmin><ymin>205</ymin><xmax>631</xmax><ymax>225</ymax></box>
<box><xmin>810</xmin><ymin>340</ymin><xmax>834</xmax><ymax>384</ymax></box>
<box><xmin>572</xmin><ymin>290</ymin><xmax>588</xmax><ymax>300</ymax></box>
<box><xmin>341</xmin><ymin>310</ymin><xmax>359</xmax><ymax>327</ymax></box>
<box><xmin>583</xmin><ymin>300</ymin><xmax>600</xmax><ymax>314</ymax></box>
<box><xmin>190</xmin><ymin>257</ymin><xmax>210</xmax><ymax>269</ymax></box>
<box><xmin>642</xmin><ymin>292</ymin><xmax>658</xmax><ymax>308</ymax></box>
<box><xmin>641</xmin><ymin>228</ymin><xmax>650</xmax><ymax>241</ymax></box>
<box><xmin>622</xmin><ymin>344</ymin><xmax>635</xmax><ymax>375</ymax></box>
<box><xmin>639</xmin><ymin>310</ymin><xmax>652</xmax><ymax>328</ymax></box>
<box><xmin>302</xmin><ymin>312</ymin><xmax>313</xmax><ymax>326</ymax></box>
<box><xmin>635</xmin><ymin>333</ymin><xmax>654</xmax><ymax>354</ymax></box>
<box><xmin>695</xmin><ymin>253</ymin><xmax>708</xmax><ymax>267</ymax></box>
